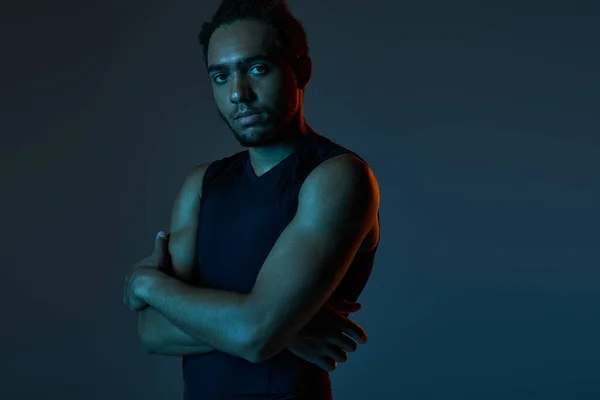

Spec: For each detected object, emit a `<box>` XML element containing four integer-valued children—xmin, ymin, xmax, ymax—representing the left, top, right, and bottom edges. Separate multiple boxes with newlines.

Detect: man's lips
<box><xmin>234</xmin><ymin>110</ymin><xmax>261</xmax><ymax>119</ymax></box>
<box><xmin>235</xmin><ymin>112</ymin><xmax>263</xmax><ymax>126</ymax></box>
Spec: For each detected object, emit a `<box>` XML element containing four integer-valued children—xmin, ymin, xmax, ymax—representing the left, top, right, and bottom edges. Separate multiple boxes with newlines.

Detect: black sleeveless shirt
<box><xmin>183</xmin><ymin>133</ymin><xmax>379</xmax><ymax>400</ymax></box>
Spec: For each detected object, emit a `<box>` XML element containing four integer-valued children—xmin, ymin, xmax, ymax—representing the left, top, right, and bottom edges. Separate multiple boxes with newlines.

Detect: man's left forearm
<box><xmin>137</xmin><ymin>306</ymin><xmax>217</xmax><ymax>356</ymax></box>
<box><xmin>134</xmin><ymin>274</ymin><xmax>262</xmax><ymax>362</ymax></box>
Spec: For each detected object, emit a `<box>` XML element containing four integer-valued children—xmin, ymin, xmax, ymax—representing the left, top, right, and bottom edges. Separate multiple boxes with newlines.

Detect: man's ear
<box><xmin>292</xmin><ymin>55</ymin><xmax>312</xmax><ymax>90</ymax></box>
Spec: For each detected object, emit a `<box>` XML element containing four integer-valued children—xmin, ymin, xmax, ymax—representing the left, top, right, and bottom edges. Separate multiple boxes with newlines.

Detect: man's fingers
<box><xmin>336</xmin><ymin>302</ymin><xmax>362</xmax><ymax>314</ymax></box>
<box><xmin>152</xmin><ymin>231</ymin><xmax>169</xmax><ymax>265</ymax></box>
<box><xmin>154</xmin><ymin>231</ymin><xmax>168</xmax><ymax>251</ymax></box>
<box><xmin>290</xmin><ymin>340</ymin><xmax>338</xmax><ymax>372</ymax></box>
<box><xmin>315</xmin><ymin>355</ymin><xmax>338</xmax><ymax>372</ymax></box>
<box><xmin>131</xmin><ymin>231</ymin><xmax>170</xmax><ymax>273</ymax></box>
<box><xmin>329</xmin><ymin>299</ymin><xmax>362</xmax><ymax>314</ymax></box>
<box><xmin>315</xmin><ymin>354</ymin><xmax>338</xmax><ymax>372</ymax></box>
<box><xmin>340</xmin><ymin>318</ymin><xmax>368</xmax><ymax>345</ymax></box>
<box><xmin>327</xmin><ymin>332</ymin><xmax>359</xmax><ymax>353</ymax></box>
<box><xmin>327</xmin><ymin>345</ymin><xmax>349</xmax><ymax>363</ymax></box>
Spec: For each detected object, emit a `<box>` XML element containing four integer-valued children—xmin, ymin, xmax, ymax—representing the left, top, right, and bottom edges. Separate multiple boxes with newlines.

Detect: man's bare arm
<box><xmin>137</xmin><ymin>163</ymin><xmax>216</xmax><ymax>356</ymax></box>
<box><xmin>133</xmin><ymin>154</ymin><xmax>378</xmax><ymax>362</ymax></box>
<box><xmin>137</xmin><ymin>308</ymin><xmax>214</xmax><ymax>355</ymax></box>
<box><xmin>244</xmin><ymin>154</ymin><xmax>378</xmax><ymax>360</ymax></box>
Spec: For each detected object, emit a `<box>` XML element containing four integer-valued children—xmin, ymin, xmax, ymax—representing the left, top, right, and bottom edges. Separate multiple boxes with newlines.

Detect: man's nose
<box><xmin>229</xmin><ymin>73</ymin><xmax>255</xmax><ymax>104</ymax></box>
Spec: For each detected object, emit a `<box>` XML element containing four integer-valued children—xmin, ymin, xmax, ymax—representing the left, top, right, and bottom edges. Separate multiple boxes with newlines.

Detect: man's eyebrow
<box><xmin>207</xmin><ymin>54</ymin><xmax>273</xmax><ymax>74</ymax></box>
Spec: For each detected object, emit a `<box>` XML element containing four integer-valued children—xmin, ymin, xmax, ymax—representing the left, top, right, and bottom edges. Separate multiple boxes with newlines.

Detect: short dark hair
<box><xmin>198</xmin><ymin>0</ymin><xmax>309</xmax><ymax>66</ymax></box>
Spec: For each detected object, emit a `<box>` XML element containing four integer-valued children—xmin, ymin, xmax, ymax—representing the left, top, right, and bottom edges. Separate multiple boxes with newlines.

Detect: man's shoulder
<box><xmin>184</xmin><ymin>150</ymin><xmax>248</xmax><ymax>192</ymax></box>
<box><xmin>300</xmin><ymin>152</ymin><xmax>378</xmax><ymax>206</ymax></box>
<box><xmin>310</xmin><ymin>152</ymin><xmax>374</xmax><ymax>185</ymax></box>
<box><xmin>311</xmin><ymin>134</ymin><xmax>370</xmax><ymax>167</ymax></box>
<box><xmin>186</xmin><ymin>162</ymin><xmax>212</xmax><ymax>184</ymax></box>
<box><xmin>295</xmin><ymin>151</ymin><xmax>380</xmax><ymax>245</ymax></box>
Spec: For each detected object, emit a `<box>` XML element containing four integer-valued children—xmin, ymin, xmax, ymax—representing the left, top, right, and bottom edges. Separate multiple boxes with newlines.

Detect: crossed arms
<box><xmin>133</xmin><ymin>153</ymin><xmax>380</xmax><ymax>363</ymax></box>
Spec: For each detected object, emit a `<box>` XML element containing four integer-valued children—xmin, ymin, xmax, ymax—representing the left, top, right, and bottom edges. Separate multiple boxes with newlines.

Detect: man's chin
<box><xmin>233</xmin><ymin>128</ymin><xmax>278</xmax><ymax>148</ymax></box>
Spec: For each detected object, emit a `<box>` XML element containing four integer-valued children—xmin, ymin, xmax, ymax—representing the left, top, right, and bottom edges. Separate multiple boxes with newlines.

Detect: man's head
<box><xmin>199</xmin><ymin>0</ymin><xmax>311</xmax><ymax>147</ymax></box>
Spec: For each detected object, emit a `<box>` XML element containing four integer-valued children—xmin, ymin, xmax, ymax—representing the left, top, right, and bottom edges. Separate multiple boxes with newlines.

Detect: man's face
<box><xmin>207</xmin><ymin>19</ymin><xmax>300</xmax><ymax>147</ymax></box>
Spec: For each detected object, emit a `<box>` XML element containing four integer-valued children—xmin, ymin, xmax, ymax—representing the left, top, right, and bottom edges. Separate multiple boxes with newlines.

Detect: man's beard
<box><xmin>218</xmin><ymin>111</ymin><xmax>279</xmax><ymax>148</ymax></box>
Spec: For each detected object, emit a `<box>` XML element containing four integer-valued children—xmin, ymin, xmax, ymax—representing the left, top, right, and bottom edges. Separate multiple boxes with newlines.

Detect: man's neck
<box><xmin>247</xmin><ymin>119</ymin><xmax>314</xmax><ymax>177</ymax></box>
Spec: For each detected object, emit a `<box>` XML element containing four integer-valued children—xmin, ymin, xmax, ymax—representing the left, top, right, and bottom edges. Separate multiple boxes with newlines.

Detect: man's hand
<box><xmin>124</xmin><ymin>231</ymin><xmax>171</xmax><ymax>312</ymax></box>
<box><xmin>124</xmin><ymin>231</ymin><xmax>369</xmax><ymax>369</ymax></box>
<box><xmin>287</xmin><ymin>299</ymin><xmax>368</xmax><ymax>372</ymax></box>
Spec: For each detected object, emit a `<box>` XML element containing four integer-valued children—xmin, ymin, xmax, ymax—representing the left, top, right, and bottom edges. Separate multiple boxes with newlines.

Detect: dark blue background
<box><xmin>1</xmin><ymin>0</ymin><xmax>598</xmax><ymax>398</ymax></box>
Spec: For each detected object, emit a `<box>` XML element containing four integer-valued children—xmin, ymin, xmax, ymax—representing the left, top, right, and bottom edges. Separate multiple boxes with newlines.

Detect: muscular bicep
<box><xmin>168</xmin><ymin>163</ymin><xmax>210</xmax><ymax>285</ymax></box>
<box><xmin>247</xmin><ymin>154</ymin><xmax>380</xmax><ymax>359</ymax></box>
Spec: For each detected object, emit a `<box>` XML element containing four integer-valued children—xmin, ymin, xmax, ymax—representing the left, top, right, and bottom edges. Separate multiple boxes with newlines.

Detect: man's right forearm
<box><xmin>137</xmin><ymin>307</ymin><xmax>216</xmax><ymax>356</ymax></box>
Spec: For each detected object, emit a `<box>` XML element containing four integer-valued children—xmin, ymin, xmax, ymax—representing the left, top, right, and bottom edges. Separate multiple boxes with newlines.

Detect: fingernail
<box><xmin>157</xmin><ymin>231</ymin><xmax>167</xmax><ymax>239</ymax></box>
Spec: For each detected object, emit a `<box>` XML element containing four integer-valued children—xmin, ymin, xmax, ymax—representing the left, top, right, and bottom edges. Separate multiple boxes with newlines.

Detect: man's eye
<box><xmin>213</xmin><ymin>74</ymin><xmax>227</xmax><ymax>83</ymax></box>
<box><xmin>250</xmin><ymin>65</ymin><xmax>268</xmax><ymax>75</ymax></box>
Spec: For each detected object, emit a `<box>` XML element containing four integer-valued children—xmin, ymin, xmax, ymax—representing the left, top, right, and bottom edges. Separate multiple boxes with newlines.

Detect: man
<box><xmin>123</xmin><ymin>1</ymin><xmax>380</xmax><ymax>399</ymax></box>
